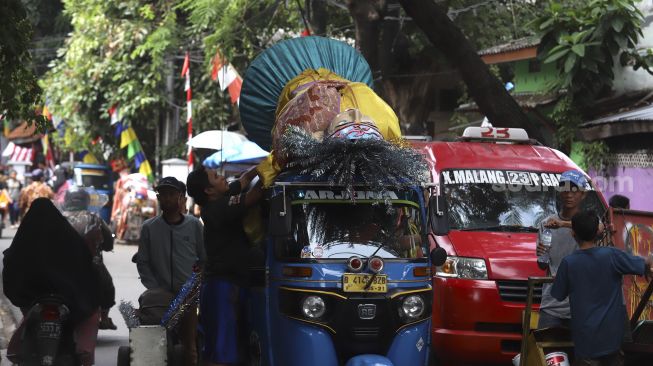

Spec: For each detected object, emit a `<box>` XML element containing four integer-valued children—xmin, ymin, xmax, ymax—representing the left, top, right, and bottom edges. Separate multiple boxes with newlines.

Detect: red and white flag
<box><xmin>2</xmin><ymin>142</ymin><xmax>34</xmax><ymax>163</ymax></box>
<box><xmin>181</xmin><ymin>52</ymin><xmax>193</xmax><ymax>170</ymax></box>
<box><xmin>108</xmin><ymin>104</ymin><xmax>121</xmax><ymax>125</ymax></box>
<box><xmin>211</xmin><ymin>51</ymin><xmax>243</xmax><ymax>105</ymax></box>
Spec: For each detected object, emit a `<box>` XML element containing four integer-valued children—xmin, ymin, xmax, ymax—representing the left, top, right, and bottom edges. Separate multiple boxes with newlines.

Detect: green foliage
<box><xmin>43</xmin><ymin>0</ymin><xmax>173</xmax><ymax>154</ymax></box>
<box><xmin>532</xmin><ymin>0</ymin><xmax>649</xmax><ymax>103</ymax></box>
<box><xmin>0</xmin><ymin>0</ymin><xmax>45</xmax><ymax>126</ymax></box>
<box><xmin>578</xmin><ymin>140</ymin><xmax>609</xmax><ymax>170</ymax></box>
<box><xmin>180</xmin><ymin>0</ymin><xmax>300</xmax><ymax>67</ymax></box>
<box><xmin>549</xmin><ymin>95</ymin><xmax>582</xmax><ymax>145</ymax></box>
<box><xmin>449</xmin><ymin>0</ymin><xmax>545</xmax><ymax>50</ymax></box>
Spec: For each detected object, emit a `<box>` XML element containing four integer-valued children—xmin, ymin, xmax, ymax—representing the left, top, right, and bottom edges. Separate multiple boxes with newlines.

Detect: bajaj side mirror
<box><xmin>269</xmin><ymin>193</ymin><xmax>292</xmax><ymax>236</ymax></box>
<box><xmin>429</xmin><ymin>195</ymin><xmax>450</xmax><ymax>236</ymax></box>
<box><xmin>430</xmin><ymin>247</ymin><xmax>447</xmax><ymax>266</ymax></box>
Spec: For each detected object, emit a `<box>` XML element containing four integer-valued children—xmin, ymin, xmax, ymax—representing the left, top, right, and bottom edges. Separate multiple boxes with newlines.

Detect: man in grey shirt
<box><xmin>536</xmin><ymin>170</ymin><xmax>589</xmax><ymax>328</ymax></box>
<box><xmin>136</xmin><ymin>177</ymin><xmax>205</xmax><ymax>366</ymax></box>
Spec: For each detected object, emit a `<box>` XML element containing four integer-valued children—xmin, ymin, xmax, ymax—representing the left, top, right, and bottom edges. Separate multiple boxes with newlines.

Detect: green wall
<box><xmin>513</xmin><ymin>59</ymin><xmax>558</xmax><ymax>93</ymax></box>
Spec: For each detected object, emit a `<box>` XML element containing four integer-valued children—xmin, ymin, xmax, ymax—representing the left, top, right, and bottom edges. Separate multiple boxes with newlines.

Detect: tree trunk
<box><xmin>346</xmin><ymin>0</ymin><xmax>386</xmax><ymax>76</ymax></box>
<box><xmin>306</xmin><ymin>0</ymin><xmax>327</xmax><ymax>36</ymax></box>
<box><xmin>398</xmin><ymin>0</ymin><xmax>543</xmax><ymax>141</ymax></box>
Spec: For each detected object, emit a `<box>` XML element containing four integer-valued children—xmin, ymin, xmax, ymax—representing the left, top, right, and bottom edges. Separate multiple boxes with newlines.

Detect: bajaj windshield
<box><xmin>275</xmin><ymin>189</ymin><xmax>426</xmax><ymax>260</ymax></box>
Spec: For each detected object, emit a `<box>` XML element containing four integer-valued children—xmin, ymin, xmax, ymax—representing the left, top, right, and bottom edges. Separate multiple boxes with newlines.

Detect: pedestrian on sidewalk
<box><xmin>6</xmin><ymin>170</ymin><xmax>22</xmax><ymax>228</ymax></box>
<box><xmin>551</xmin><ymin>211</ymin><xmax>653</xmax><ymax>366</ymax></box>
<box><xmin>135</xmin><ymin>177</ymin><xmax>205</xmax><ymax>366</ymax></box>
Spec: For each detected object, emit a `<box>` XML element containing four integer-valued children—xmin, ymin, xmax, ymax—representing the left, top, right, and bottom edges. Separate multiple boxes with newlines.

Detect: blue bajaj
<box><xmin>247</xmin><ymin>181</ymin><xmax>446</xmax><ymax>366</ymax></box>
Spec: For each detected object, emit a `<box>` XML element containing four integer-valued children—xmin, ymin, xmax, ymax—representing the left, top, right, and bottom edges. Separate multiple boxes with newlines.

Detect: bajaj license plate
<box><xmin>342</xmin><ymin>273</ymin><xmax>387</xmax><ymax>293</ymax></box>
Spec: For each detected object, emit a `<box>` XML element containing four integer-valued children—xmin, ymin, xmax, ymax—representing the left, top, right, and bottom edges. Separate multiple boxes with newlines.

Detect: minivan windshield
<box><xmin>442</xmin><ymin>169</ymin><xmax>606</xmax><ymax>231</ymax></box>
<box><xmin>275</xmin><ymin>188</ymin><xmax>426</xmax><ymax>260</ymax></box>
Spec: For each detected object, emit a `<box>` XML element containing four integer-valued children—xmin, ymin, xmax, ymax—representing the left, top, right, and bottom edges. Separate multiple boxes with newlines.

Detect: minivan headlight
<box><xmin>435</xmin><ymin>256</ymin><xmax>488</xmax><ymax>279</ymax></box>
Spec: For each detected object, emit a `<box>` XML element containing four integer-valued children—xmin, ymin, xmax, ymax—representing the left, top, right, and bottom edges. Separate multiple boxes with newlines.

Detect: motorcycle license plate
<box><xmin>342</xmin><ymin>273</ymin><xmax>387</xmax><ymax>293</ymax></box>
<box><xmin>38</xmin><ymin>322</ymin><xmax>62</xmax><ymax>339</ymax></box>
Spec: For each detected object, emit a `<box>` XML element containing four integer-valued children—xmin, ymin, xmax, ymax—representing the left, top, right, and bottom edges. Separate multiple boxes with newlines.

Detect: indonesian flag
<box><xmin>2</xmin><ymin>142</ymin><xmax>34</xmax><ymax>163</ymax></box>
<box><xmin>108</xmin><ymin>104</ymin><xmax>121</xmax><ymax>125</ymax></box>
<box><xmin>211</xmin><ymin>51</ymin><xmax>243</xmax><ymax>104</ymax></box>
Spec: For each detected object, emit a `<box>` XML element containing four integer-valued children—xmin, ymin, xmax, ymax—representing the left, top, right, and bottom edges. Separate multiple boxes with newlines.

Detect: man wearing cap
<box><xmin>18</xmin><ymin>168</ymin><xmax>54</xmax><ymax>217</ymax></box>
<box><xmin>536</xmin><ymin>169</ymin><xmax>591</xmax><ymax>328</ymax></box>
<box><xmin>136</xmin><ymin>177</ymin><xmax>205</xmax><ymax>366</ymax></box>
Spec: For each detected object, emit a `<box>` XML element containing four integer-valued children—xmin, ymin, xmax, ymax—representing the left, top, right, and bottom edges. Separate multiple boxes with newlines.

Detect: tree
<box><xmin>531</xmin><ymin>0</ymin><xmax>652</xmax><ymax>160</ymax></box>
<box><xmin>395</xmin><ymin>0</ymin><xmax>543</xmax><ymax>140</ymax></box>
<box><xmin>43</xmin><ymin>0</ymin><xmax>550</xmax><ymax>163</ymax></box>
<box><xmin>0</xmin><ymin>0</ymin><xmax>45</xmax><ymax>127</ymax></box>
<box><xmin>42</xmin><ymin>0</ymin><xmax>235</xmax><ymax>162</ymax></box>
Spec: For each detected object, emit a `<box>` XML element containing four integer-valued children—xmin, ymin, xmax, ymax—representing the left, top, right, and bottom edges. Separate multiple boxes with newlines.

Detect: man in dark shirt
<box><xmin>551</xmin><ymin>211</ymin><xmax>652</xmax><ymax>365</ymax></box>
<box><xmin>187</xmin><ymin>166</ymin><xmax>262</xmax><ymax>366</ymax></box>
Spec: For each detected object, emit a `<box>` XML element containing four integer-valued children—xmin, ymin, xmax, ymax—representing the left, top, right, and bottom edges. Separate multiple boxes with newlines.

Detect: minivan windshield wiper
<box><xmin>459</xmin><ymin>225</ymin><xmax>538</xmax><ymax>233</ymax></box>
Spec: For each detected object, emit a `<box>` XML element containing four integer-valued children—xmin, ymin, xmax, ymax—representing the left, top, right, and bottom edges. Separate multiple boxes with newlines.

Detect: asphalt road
<box><xmin>0</xmin><ymin>227</ymin><xmax>146</xmax><ymax>366</ymax></box>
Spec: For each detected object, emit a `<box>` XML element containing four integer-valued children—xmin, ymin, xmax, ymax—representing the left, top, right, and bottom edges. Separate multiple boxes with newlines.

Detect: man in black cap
<box><xmin>135</xmin><ymin>176</ymin><xmax>205</xmax><ymax>366</ymax></box>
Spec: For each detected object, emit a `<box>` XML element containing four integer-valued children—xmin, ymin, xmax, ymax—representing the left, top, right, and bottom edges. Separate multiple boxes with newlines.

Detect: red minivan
<box><xmin>413</xmin><ymin>127</ymin><xmax>607</xmax><ymax>365</ymax></box>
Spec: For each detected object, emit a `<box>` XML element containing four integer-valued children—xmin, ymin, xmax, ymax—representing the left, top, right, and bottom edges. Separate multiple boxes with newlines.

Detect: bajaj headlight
<box><xmin>301</xmin><ymin>296</ymin><xmax>326</xmax><ymax>319</ymax></box>
<box><xmin>400</xmin><ymin>295</ymin><xmax>425</xmax><ymax>320</ymax></box>
<box><xmin>435</xmin><ymin>256</ymin><xmax>488</xmax><ymax>279</ymax></box>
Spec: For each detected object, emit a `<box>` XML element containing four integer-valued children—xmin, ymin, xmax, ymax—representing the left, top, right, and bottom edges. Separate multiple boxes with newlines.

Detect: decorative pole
<box><xmin>181</xmin><ymin>52</ymin><xmax>193</xmax><ymax>171</ymax></box>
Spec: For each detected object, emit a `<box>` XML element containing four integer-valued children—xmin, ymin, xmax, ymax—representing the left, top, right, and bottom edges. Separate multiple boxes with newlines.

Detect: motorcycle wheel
<box><xmin>117</xmin><ymin>345</ymin><xmax>131</xmax><ymax>366</ymax></box>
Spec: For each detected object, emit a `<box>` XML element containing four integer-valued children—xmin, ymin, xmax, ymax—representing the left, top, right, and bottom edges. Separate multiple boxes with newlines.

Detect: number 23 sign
<box><xmin>480</xmin><ymin>127</ymin><xmax>511</xmax><ymax>139</ymax></box>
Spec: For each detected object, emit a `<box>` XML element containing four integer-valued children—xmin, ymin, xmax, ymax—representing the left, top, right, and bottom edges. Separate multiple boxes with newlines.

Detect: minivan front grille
<box><xmin>496</xmin><ymin>280</ymin><xmax>542</xmax><ymax>303</ymax></box>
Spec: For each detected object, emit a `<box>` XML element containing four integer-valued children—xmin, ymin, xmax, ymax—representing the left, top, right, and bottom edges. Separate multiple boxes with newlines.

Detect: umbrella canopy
<box><xmin>203</xmin><ymin>140</ymin><xmax>269</xmax><ymax>168</ymax></box>
<box><xmin>186</xmin><ymin>130</ymin><xmax>248</xmax><ymax>150</ymax></box>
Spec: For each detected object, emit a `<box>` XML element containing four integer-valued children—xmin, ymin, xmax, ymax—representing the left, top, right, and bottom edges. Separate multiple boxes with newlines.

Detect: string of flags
<box><xmin>109</xmin><ymin>105</ymin><xmax>154</xmax><ymax>182</ymax></box>
<box><xmin>1</xmin><ymin>142</ymin><xmax>34</xmax><ymax>163</ymax></box>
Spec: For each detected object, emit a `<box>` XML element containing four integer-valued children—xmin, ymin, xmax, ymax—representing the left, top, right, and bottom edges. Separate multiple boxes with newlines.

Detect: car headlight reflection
<box><xmin>301</xmin><ymin>295</ymin><xmax>326</xmax><ymax>319</ymax></box>
<box><xmin>400</xmin><ymin>295</ymin><xmax>425</xmax><ymax>320</ymax></box>
<box><xmin>435</xmin><ymin>256</ymin><xmax>488</xmax><ymax>279</ymax></box>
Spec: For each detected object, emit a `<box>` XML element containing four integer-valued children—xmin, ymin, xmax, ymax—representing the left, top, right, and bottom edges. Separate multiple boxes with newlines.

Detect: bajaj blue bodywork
<box><xmin>246</xmin><ymin>179</ymin><xmax>444</xmax><ymax>366</ymax></box>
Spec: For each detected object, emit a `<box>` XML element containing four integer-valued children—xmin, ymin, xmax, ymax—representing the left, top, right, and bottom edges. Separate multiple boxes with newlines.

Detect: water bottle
<box><xmin>537</xmin><ymin>228</ymin><xmax>553</xmax><ymax>265</ymax></box>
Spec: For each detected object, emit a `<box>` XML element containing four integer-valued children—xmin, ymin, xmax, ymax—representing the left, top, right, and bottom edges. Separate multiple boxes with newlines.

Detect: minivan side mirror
<box><xmin>429</xmin><ymin>195</ymin><xmax>450</xmax><ymax>236</ymax></box>
<box><xmin>269</xmin><ymin>193</ymin><xmax>292</xmax><ymax>236</ymax></box>
<box><xmin>430</xmin><ymin>247</ymin><xmax>447</xmax><ymax>266</ymax></box>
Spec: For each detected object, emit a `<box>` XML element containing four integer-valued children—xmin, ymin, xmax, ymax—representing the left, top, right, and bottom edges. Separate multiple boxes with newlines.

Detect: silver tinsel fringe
<box><xmin>280</xmin><ymin>126</ymin><xmax>429</xmax><ymax>197</ymax></box>
<box><xmin>161</xmin><ymin>271</ymin><xmax>202</xmax><ymax>331</ymax></box>
<box><xmin>119</xmin><ymin>300</ymin><xmax>140</xmax><ymax>329</ymax></box>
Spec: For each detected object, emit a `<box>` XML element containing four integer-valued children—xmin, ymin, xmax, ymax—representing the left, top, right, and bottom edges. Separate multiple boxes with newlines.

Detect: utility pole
<box><xmin>164</xmin><ymin>59</ymin><xmax>175</xmax><ymax>149</ymax></box>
